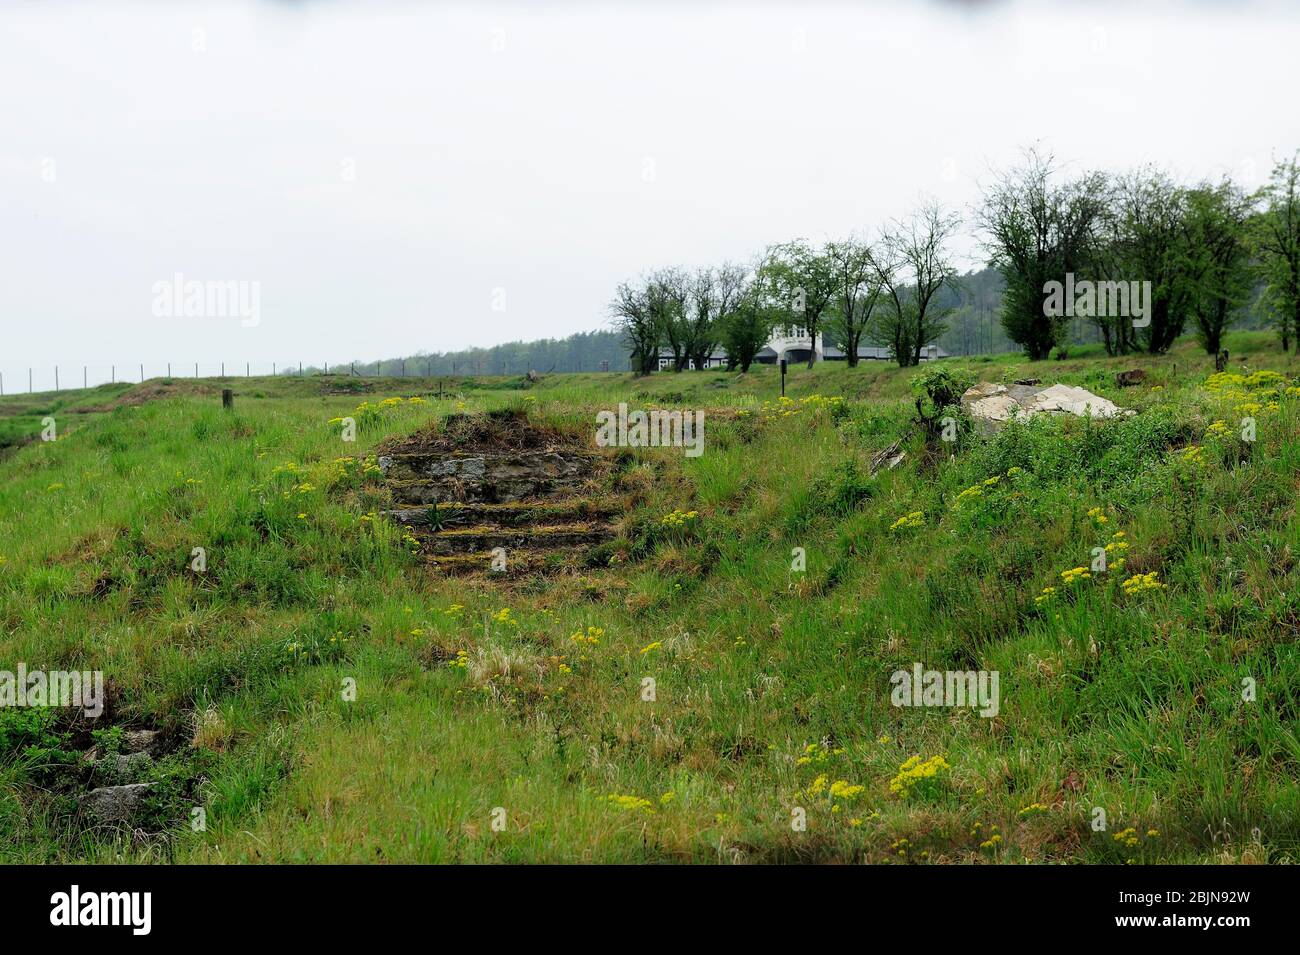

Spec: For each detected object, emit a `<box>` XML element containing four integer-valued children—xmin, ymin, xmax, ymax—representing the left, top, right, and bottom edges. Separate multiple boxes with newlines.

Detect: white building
<box><xmin>657</xmin><ymin>327</ymin><xmax>947</xmax><ymax>370</ymax></box>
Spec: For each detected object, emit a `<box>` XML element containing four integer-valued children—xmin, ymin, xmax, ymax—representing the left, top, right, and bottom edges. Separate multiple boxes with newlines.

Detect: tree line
<box><xmin>612</xmin><ymin>147</ymin><xmax>1300</xmax><ymax>371</ymax></box>
<box><xmin>295</xmin><ymin>330</ymin><xmax>629</xmax><ymax>378</ymax></box>
<box><xmin>978</xmin><ymin>148</ymin><xmax>1300</xmax><ymax>359</ymax></box>
<box><xmin>610</xmin><ymin>200</ymin><xmax>965</xmax><ymax>373</ymax></box>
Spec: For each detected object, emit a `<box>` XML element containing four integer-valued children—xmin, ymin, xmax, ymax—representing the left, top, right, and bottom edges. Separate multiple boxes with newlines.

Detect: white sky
<box><xmin>1</xmin><ymin>0</ymin><xmax>1297</xmax><ymax>390</ymax></box>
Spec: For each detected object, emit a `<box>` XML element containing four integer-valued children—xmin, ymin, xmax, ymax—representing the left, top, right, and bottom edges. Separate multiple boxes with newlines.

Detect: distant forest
<box><xmin>298</xmin><ymin>264</ymin><xmax>1278</xmax><ymax>378</ymax></box>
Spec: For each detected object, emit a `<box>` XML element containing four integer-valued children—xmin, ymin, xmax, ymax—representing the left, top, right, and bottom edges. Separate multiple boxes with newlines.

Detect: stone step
<box><xmin>378</xmin><ymin>450</ymin><xmax>590</xmax><ymax>483</ymax></box>
<box><xmin>377</xmin><ymin>423</ymin><xmax>616</xmax><ymax>575</ymax></box>
<box><xmin>387</xmin><ymin>474</ymin><xmax>593</xmax><ymax>505</ymax></box>
<box><xmin>382</xmin><ymin>500</ymin><xmax>618</xmax><ymax>529</ymax></box>
<box><xmin>411</xmin><ymin>522</ymin><xmax>613</xmax><ymax>556</ymax></box>
<box><xmin>427</xmin><ymin>550</ymin><xmax>587</xmax><ymax>575</ymax></box>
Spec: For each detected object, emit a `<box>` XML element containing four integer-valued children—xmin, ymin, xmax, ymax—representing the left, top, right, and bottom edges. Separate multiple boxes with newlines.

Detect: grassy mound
<box><xmin>1</xmin><ymin>331</ymin><xmax>1298</xmax><ymax>863</ymax></box>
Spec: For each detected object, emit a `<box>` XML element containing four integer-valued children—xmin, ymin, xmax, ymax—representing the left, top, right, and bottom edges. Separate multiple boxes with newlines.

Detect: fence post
<box><xmin>84</xmin><ymin>366</ymin><xmax>87</xmax><ymax>389</ymax></box>
<box><xmin>168</xmin><ymin>362</ymin><xmax>171</xmax><ymax>378</ymax></box>
<box><xmin>140</xmin><ymin>364</ymin><xmax>144</xmax><ymax>383</ymax></box>
<box><xmin>55</xmin><ymin>366</ymin><xmax>59</xmax><ymax>391</ymax></box>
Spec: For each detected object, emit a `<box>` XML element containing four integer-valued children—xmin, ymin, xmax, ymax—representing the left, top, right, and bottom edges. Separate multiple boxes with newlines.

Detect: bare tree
<box><xmin>873</xmin><ymin>201</ymin><xmax>961</xmax><ymax>367</ymax></box>
<box><xmin>609</xmin><ymin>279</ymin><xmax>660</xmax><ymax>375</ymax></box>
<box><xmin>648</xmin><ymin>267</ymin><xmax>691</xmax><ymax>371</ymax></box>
<box><xmin>685</xmin><ymin>263</ymin><xmax>747</xmax><ymax>370</ymax></box>
<box><xmin>977</xmin><ymin>147</ymin><xmax>1109</xmax><ymax>359</ymax></box>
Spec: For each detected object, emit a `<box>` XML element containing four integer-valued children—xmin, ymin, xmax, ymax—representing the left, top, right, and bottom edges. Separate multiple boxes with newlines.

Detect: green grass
<box><xmin>2</xmin><ymin>331</ymin><xmax>1299</xmax><ymax>863</ymax></box>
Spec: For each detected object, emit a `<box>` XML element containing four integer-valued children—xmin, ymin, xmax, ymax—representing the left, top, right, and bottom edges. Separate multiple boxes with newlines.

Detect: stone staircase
<box><xmin>377</xmin><ymin>417</ymin><xmax>618</xmax><ymax>574</ymax></box>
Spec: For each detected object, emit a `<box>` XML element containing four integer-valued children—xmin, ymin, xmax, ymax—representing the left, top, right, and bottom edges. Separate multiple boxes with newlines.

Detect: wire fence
<box><xmin>0</xmin><ymin>359</ymin><xmax>622</xmax><ymax>396</ymax></box>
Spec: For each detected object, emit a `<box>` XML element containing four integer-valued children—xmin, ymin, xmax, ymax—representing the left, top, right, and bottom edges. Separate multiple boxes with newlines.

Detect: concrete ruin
<box><xmin>960</xmin><ymin>381</ymin><xmax>1134</xmax><ymax>434</ymax></box>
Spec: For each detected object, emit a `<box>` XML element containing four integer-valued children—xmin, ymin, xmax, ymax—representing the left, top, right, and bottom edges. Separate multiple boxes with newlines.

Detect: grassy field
<box><xmin>2</xmin><ymin>330</ymin><xmax>1299</xmax><ymax>864</ymax></box>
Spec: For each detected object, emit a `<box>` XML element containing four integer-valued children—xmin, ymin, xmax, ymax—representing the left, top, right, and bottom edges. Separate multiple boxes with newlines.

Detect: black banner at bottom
<box><xmin>1</xmin><ymin>863</ymin><xmax>1280</xmax><ymax>940</ymax></box>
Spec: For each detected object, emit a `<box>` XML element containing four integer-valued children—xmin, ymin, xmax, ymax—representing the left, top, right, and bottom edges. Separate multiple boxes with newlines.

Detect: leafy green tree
<box><xmin>1181</xmin><ymin>179</ymin><xmax>1253</xmax><ymax>355</ymax></box>
<box><xmin>765</xmin><ymin>239</ymin><xmax>837</xmax><ymax>368</ymax></box>
<box><xmin>823</xmin><ymin>236</ymin><xmax>885</xmax><ymax>368</ymax></box>
<box><xmin>1251</xmin><ymin>154</ymin><xmax>1300</xmax><ymax>352</ymax></box>
<box><xmin>1108</xmin><ymin>167</ymin><xmax>1193</xmax><ymax>354</ymax></box>
<box><xmin>720</xmin><ymin>259</ymin><xmax>780</xmax><ymax>372</ymax></box>
<box><xmin>648</xmin><ymin>267</ymin><xmax>692</xmax><ymax>371</ymax></box>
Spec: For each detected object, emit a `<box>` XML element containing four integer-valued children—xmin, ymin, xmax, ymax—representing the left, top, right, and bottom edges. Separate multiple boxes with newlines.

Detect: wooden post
<box><xmin>222</xmin><ymin>389</ymin><xmax>234</xmax><ymax>410</ymax></box>
<box><xmin>780</xmin><ymin>358</ymin><xmax>787</xmax><ymax>397</ymax></box>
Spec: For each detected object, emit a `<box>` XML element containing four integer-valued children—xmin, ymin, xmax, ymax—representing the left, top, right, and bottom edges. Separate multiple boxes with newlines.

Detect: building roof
<box><xmin>655</xmin><ymin>341</ymin><xmax>950</xmax><ymax>362</ymax></box>
<box><xmin>822</xmin><ymin>340</ymin><xmax>951</xmax><ymax>360</ymax></box>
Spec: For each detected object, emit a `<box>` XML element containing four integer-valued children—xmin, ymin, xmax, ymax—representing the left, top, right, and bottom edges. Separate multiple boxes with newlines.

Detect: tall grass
<box><xmin>1</xmin><ymin>331</ymin><xmax>1297</xmax><ymax>863</ymax></box>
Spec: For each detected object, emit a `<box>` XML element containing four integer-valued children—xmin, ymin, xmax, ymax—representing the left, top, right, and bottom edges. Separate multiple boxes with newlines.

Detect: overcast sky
<box><xmin>2</xmin><ymin>0</ymin><xmax>1297</xmax><ymax>390</ymax></box>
